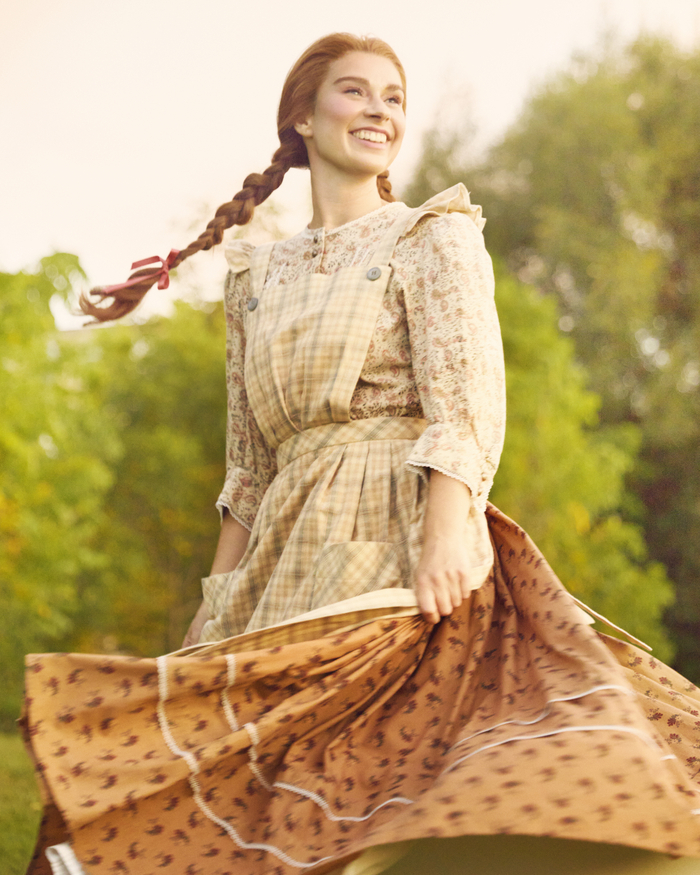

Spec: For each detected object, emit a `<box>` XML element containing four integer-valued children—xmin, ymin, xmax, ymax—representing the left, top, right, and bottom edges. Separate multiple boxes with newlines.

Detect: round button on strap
<box><xmin>366</xmin><ymin>267</ymin><xmax>382</xmax><ymax>281</ymax></box>
<box><xmin>247</xmin><ymin>297</ymin><xmax>259</xmax><ymax>311</ymax></box>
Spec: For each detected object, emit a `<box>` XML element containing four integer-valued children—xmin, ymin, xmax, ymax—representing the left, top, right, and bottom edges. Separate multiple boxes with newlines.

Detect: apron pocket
<box><xmin>311</xmin><ymin>541</ymin><xmax>403</xmax><ymax>609</ymax></box>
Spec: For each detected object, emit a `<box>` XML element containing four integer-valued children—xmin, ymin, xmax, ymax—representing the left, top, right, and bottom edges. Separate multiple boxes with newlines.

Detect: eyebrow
<box><xmin>333</xmin><ymin>76</ymin><xmax>404</xmax><ymax>91</ymax></box>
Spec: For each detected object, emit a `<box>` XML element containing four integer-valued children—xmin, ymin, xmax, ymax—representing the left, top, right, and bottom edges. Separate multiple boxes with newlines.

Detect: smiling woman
<box><xmin>21</xmin><ymin>30</ymin><xmax>700</xmax><ymax>875</ymax></box>
<box><xmin>293</xmin><ymin>53</ymin><xmax>406</xmax><ymax>225</ymax></box>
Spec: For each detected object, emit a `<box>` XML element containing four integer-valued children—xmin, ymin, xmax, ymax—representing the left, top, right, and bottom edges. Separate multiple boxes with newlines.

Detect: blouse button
<box><xmin>311</xmin><ymin>248</ymin><xmax>320</xmax><ymax>257</ymax></box>
<box><xmin>367</xmin><ymin>266</ymin><xmax>382</xmax><ymax>281</ymax></box>
<box><xmin>313</xmin><ymin>232</ymin><xmax>321</xmax><ymax>244</ymax></box>
<box><xmin>247</xmin><ymin>297</ymin><xmax>259</xmax><ymax>311</ymax></box>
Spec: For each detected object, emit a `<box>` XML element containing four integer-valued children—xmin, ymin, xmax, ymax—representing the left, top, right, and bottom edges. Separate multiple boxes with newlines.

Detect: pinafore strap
<box><xmin>249</xmin><ymin>241</ymin><xmax>276</xmax><ymax>298</ymax></box>
<box><xmin>369</xmin><ymin>204</ymin><xmax>423</xmax><ymax>267</ymax></box>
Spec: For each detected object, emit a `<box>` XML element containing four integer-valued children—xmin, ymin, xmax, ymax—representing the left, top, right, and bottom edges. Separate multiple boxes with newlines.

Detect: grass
<box><xmin>0</xmin><ymin>732</ymin><xmax>42</xmax><ymax>875</ymax></box>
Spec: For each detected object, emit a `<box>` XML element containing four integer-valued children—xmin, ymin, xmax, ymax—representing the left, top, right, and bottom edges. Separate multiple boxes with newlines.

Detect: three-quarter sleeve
<box><xmin>400</xmin><ymin>211</ymin><xmax>506</xmax><ymax>511</ymax></box>
<box><xmin>216</xmin><ymin>249</ymin><xmax>278</xmax><ymax>530</ymax></box>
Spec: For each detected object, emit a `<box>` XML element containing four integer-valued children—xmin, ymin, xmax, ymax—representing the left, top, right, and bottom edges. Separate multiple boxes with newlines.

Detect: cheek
<box><xmin>320</xmin><ymin>94</ymin><xmax>356</xmax><ymax>126</ymax></box>
<box><xmin>392</xmin><ymin>117</ymin><xmax>406</xmax><ymax>149</ymax></box>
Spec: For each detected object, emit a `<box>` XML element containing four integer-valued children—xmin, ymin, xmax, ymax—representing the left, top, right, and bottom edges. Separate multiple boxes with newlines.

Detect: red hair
<box><xmin>81</xmin><ymin>33</ymin><xmax>406</xmax><ymax>322</ymax></box>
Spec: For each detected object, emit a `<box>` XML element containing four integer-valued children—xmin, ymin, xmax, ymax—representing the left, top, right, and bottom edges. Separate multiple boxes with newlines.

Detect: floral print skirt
<box><xmin>22</xmin><ymin>505</ymin><xmax>700</xmax><ymax>875</ymax></box>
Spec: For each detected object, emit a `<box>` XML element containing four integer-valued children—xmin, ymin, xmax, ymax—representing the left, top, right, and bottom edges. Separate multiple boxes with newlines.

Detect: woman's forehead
<box><xmin>325</xmin><ymin>52</ymin><xmax>405</xmax><ymax>90</ymax></box>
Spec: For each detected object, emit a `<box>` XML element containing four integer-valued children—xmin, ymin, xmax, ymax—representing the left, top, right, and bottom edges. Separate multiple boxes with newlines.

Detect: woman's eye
<box><xmin>345</xmin><ymin>87</ymin><xmax>362</xmax><ymax>95</ymax></box>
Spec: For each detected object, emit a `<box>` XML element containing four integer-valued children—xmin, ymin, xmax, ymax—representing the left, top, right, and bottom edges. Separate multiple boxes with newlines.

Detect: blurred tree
<box><xmin>0</xmin><ymin>259</ymin><xmax>228</xmax><ymax>723</ymax></box>
<box><xmin>0</xmin><ymin>255</ymin><xmax>121</xmax><ymax>727</ymax></box>
<box><xmin>405</xmin><ymin>35</ymin><xmax>700</xmax><ymax>680</ymax></box>
<box><xmin>491</xmin><ymin>264</ymin><xmax>673</xmax><ymax>658</ymax></box>
<box><xmin>67</xmin><ymin>301</ymin><xmax>227</xmax><ymax>657</ymax></box>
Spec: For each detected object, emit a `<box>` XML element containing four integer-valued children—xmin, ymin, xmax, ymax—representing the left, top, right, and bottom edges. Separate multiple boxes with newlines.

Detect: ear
<box><xmin>294</xmin><ymin>117</ymin><xmax>313</xmax><ymax>138</ymax></box>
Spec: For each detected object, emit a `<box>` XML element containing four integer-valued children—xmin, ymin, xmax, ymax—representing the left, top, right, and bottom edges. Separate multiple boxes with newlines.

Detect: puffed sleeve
<box><xmin>401</xmin><ymin>210</ymin><xmax>506</xmax><ymax>511</ymax></box>
<box><xmin>215</xmin><ymin>241</ymin><xmax>278</xmax><ymax>530</ymax></box>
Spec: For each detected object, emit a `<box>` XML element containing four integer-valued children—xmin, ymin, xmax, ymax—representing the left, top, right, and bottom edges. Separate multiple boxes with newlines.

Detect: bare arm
<box><xmin>414</xmin><ymin>470</ymin><xmax>480</xmax><ymax>624</ymax></box>
<box><xmin>181</xmin><ymin>512</ymin><xmax>251</xmax><ymax>647</ymax></box>
<box><xmin>209</xmin><ymin>512</ymin><xmax>251</xmax><ymax>575</ymax></box>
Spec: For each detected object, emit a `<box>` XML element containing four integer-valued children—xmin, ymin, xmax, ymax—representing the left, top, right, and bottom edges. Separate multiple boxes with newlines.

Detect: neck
<box><xmin>307</xmin><ymin>171</ymin><xmax>386</xmax><ymax>230</ymax></box>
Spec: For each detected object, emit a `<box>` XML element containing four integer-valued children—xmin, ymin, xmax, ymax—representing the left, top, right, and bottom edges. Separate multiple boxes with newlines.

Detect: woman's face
<box><xmin>295</xmin><ymin>51</ymin><xmax>406</xmax><ymax>183</ymax></box>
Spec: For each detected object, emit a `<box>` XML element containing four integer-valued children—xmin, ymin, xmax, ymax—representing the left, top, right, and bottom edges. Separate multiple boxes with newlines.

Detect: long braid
<box><xmin>80</xmin><ymin>142</ymin><xmax>295</xmax><ymax>322</ymax></box>
<box><xmin>377</xmin><ymin>170</ymin><xmax>395</xmax><ymax>203</ymax></box>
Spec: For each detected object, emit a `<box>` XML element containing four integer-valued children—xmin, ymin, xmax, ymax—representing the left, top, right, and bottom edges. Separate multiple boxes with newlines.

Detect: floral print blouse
<box><xmin>218</xmin><ymin>185</ymin><xmax>506</xmax><ymax>531</ymax></box>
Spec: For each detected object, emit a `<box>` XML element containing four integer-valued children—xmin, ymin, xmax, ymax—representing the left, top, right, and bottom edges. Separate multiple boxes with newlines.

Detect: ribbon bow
<box><xmin>100</xmin><ymin>249</ymin><xmax>181</xmax><ymax>296</ymax></box>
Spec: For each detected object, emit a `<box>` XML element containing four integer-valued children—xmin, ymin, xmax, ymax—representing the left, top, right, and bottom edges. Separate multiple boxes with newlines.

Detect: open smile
<box><xmin>351</xmin><ymin>129</ymin><xmax>389</xmax><ymax>144</ymax></box>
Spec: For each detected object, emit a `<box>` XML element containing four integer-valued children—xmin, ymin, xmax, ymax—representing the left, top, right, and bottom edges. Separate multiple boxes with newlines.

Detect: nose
<box><xmin>365</xmin><ymin>92</ymin><xmax>389</xmax><ymax>120</ymax></box>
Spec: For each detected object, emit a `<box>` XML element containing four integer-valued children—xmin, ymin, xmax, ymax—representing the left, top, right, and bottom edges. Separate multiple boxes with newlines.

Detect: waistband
<box><xmin>276</xmin><ymin>416</ymin><xmax>427</xmax><ymax>470</ymax></box>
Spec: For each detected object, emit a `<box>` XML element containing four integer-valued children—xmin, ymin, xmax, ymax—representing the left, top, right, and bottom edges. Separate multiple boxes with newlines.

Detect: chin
<box><xmin>347</xmin><ymin>156</ymin><xmax>393</xmax><ymax>178</ymax></box>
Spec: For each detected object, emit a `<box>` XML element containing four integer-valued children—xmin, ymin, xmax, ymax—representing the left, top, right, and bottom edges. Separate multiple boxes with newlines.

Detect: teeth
<box><xmin>352</xmin><ymin>130</ymin><xmax>387</xmax><ymax>143</ymax></box>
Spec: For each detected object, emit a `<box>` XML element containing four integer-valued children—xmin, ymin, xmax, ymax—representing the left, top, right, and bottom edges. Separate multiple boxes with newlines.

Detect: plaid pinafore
<box><xmin>200</xmin><ymin>207</ymin><xmax>459</xmax><ymax>642</ymax></box>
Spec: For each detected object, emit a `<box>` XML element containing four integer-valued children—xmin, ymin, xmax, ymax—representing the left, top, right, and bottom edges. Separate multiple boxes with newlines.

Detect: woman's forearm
<box><xmin>182</xmin><ymin>512</ymin><xmax>250</xmax><ymax>648</ymax></box>
<box><xmin>422</xmin><ymin>470</ymin><xmax>472</xmax><ymax>540</ymax></box>
<box><xmin>210</xmin><ymin>511</ymin><xmax>251</xmax><ymax>575</ymax></box>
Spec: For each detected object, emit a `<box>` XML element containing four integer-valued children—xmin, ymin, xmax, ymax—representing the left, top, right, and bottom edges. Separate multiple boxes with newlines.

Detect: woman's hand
<box><xmin>182</xmin><ymin>600</ymin><xmax>209</xmax><ymax>649</ymax></box>
<box><xmin>415</xmin><ymin>531</ymin><xmax>477</xmax><ymax>624</ymax></box>
<box><xmin>415</xmin><ymin>469</ymin><xmax>477</xmax><ymax>624</ymax></box>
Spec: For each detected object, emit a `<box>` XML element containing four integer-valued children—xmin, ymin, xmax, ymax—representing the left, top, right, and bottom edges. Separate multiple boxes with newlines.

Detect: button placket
<box><xmin>311</xmin><ymin>229</ymin><xmax>323</xmax><ymax>261</ymax></box>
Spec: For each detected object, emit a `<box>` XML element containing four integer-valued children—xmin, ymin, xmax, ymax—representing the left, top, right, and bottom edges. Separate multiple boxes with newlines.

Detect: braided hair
<box><xmin>81</xmin><ymin>33</ymin><xmax>406</xmax><ymax>322</ymax></box>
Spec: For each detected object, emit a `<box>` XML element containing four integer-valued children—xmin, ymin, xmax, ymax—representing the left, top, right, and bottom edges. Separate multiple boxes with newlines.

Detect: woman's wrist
<box><xmin>422</xmin><ymin>470</ymin><xmax>472</xmax><ymax>535</ymax></box>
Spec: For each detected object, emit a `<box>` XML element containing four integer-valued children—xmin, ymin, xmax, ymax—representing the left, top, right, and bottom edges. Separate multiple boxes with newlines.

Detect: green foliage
<box><xmin>67</xmin><ymin>302</ymin><xmax>227</xmax><ymax>657</ymax></box>
<box><xmin>0</xmin><ymin>259</ymin><xmax>227</xmax><ymax>724</ymax></box>
<box><xmin>407</xmin><ymin>35</ymin><xmax>699</xmax><ymax>679</ymax></box>
<box><xmin>0</xmin><ymin>256</ymin><xmax>121</xmax><ymax>726</ymax></box>
<box><xmin>491</xmin><ymin>265</ymin><xmax>673</xmax><ymax>658</ymax></box>
<box><xmin>0</xmin><ymin>733</ymin><xmax>41</xmax><ymax>874</ymax></box>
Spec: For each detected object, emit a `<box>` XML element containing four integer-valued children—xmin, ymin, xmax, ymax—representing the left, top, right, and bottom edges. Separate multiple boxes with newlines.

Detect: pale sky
<box><xmin>1</xmin><ymin>0</ymin><xmax>699</xmax><ymax>317</ymax></box>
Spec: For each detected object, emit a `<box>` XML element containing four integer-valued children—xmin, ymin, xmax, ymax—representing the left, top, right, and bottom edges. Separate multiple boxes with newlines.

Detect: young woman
<box><xmin>23</xmin><ymin>33</ymin><xmax>700</xmax><ymax>875</ymax></box>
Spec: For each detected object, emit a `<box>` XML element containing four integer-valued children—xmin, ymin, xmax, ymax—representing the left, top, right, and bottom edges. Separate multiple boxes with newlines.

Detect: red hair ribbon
<box><xmin>100</xmin><ymin>249</ymin><xmax>181</xmax><ymax>296</ymax></box>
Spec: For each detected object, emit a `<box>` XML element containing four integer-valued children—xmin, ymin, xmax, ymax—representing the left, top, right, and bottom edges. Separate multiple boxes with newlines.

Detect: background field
<box><xmin>0</xmin><ymin>733</ymin><xmax>42</xmax><ymax>875</ymax></box>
